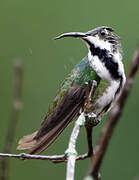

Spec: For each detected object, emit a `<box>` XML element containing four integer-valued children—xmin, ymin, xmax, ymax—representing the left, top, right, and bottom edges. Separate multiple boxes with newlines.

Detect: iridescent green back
<box><xmin>46</xmin><ymin>56</ymin><xmax>100</xmax><ymax>117</ymax></box>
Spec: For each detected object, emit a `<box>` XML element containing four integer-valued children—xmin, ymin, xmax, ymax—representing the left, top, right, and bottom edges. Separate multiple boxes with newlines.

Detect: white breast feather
<box><xmin>88</xmin><ymin>51</ymin><xmax>112</xmax><ymax>81</ymax></box>
<box><xmin>88</xmin><ymin>45</ymin><xmax>125</xmax><ymax>116</ymax></box>
<box><xmin>96</xmin><ymin>80</ymin><xmax>120</xmax><ymax>109</ymax></box>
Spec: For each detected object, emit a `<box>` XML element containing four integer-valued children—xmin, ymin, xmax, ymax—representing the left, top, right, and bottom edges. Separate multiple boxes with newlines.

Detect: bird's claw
<box><xmin>84</xmin><ymin>112</ymin><xmax>97</xmax><ymax>118</ymax></box>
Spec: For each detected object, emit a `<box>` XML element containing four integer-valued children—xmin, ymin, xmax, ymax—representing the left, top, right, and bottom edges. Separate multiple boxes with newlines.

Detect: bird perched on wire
<box><xmin>17</xmin><ymin>26</ymin><xmax>126</xmax><ymax>155</ymax></box>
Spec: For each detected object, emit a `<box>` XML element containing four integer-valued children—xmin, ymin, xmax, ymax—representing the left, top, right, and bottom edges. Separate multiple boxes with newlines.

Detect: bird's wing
<box><xmin>17</xmin><ymin>56</ymin><xmax>100</xmax><ymax>154</ymax></box>
<box><xmin>17</xmin><ymin>82</ymin><xmax>85</xmax><ymax>154</ymax></box>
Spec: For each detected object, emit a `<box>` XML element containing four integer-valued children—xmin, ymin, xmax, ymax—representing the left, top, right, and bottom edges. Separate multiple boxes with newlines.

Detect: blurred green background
<box><xmin>0</xmin><ymin>0</ymin><xmax>139</xmax><ymax>179</ymax></box>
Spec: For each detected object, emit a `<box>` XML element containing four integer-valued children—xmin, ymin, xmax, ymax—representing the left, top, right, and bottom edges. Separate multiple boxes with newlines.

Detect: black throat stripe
<box><xmin>86</xmin><ymin>40</ymin><xmax>122</xmax><ymax>80</ymax></box>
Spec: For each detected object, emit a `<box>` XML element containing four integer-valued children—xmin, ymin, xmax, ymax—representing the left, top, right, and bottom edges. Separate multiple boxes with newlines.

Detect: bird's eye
<box><xmin>100</xmin><ymin>30</ymin><xmax>106</xmax><ymax>36</ymax></box>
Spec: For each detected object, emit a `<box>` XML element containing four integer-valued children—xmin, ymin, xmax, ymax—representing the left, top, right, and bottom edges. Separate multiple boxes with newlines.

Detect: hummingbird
<box><xmin>17</xmin><ymin>26</ymin><xmax>126</xmax><ymax>154</ymax></box>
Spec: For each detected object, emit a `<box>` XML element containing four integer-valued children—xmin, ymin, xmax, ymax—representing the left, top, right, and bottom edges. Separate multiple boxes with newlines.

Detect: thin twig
<box><xmin>0</xmin><ymin>60</ymin><xmax>23</xmax><ymax>180</ymax></box>
<box><xmin>65</xmin><ymin>112</ymin><xmax>86</xmax><ymax>180</ymax></box>
<box><xmin>0</xmin><ymin>153</ymin><xmax>66</xmax><ymax>161</ymax></box>
<box><xmin>85</xmin><ymin>45</ymin><xmax>139</xmax><ymax>180</ymax></box>
<box><xmin>0</xmin><ymin>152</ymin><xmax>89</xmax><ymax>162</ymax></box>
<box><xmin>52</xmin><ymin>153</ymin><xmax>89</xmax><ymax>163</ymax></box>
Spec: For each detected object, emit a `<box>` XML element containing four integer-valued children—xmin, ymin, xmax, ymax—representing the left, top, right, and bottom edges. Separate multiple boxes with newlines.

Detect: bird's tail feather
<box><xmin>17</xmin><ymin>84</ymin><xmax>85</xmax><ymax>154</ymax></box>
<box><xmin>17</xmin><ymin>104</ymin><xmax>80</xmax><ymax>154</ymax></box>
<box><xmin>28</xmin><ymin>104</ymin><xmax>80</xmax><ymax>154</ymax></box>
<box><xmin>17</xmin><ymin>131</ymin><xmax>38</xmax><ymax>150</ymax></box>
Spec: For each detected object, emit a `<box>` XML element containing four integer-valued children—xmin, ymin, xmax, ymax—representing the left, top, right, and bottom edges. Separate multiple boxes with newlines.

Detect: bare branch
<box><xmin>65</xmin><ymin>112</ymin><xmax>85</xmax><ymax>180</ymax></box>
<box><xmin>0</xmin><ymin>60</ymin><xmax>23</xmax><ymax>180</ymax></box>
<box><xmin>0</xmin><ymin>153</ymin><xmax>66</xmax><ymax>161</ymax></box>
<box><xmin>85</xmin><ymin>45</ymin><xmax>139</xmax><ymax>180</ymax></box>
<box><xmin>0</xmin><ymin>152</ymin><xmax>89</xmax><ymax>162</ymax></box>
<box><xmin>52</xmin><ymin>153</ymin><xmax>89</xmax><ymax>163</ymax></box>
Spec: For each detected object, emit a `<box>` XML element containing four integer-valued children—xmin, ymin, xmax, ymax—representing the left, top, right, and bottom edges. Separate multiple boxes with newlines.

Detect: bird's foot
<box><xmin>92</xmin><ymin>119</ymin><xmax>100</xmax><ymax>126</ymax></box>
<box><xmin>84</xmin><ymin>112</ymin><xmax>97</xmax><ymax>118</ymax></box>
<box><xmin>85</xmin><ymin>119</ymin><xmax>100</xmax><ymax>127</ymax></box>
<box><xmin>84</xmin><ymin>112</ymin><xmax>100</xmax><ymax>127</ymax></box>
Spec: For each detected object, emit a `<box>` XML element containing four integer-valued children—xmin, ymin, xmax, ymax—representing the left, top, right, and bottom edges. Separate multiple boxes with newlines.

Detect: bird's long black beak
<box><xmin>54</xmin><ymin>26</ymin><xmax>114</xmax><ymax>41</ymax></box>
<box><xmin>54</xmin><ymin>32</ymin><xmax>88</xmax><ymax>40</ymax></box>
<box><xmin>53</xmin><ymin>27</ymin><xmax>102</xmax><ymax>41</ymax></box>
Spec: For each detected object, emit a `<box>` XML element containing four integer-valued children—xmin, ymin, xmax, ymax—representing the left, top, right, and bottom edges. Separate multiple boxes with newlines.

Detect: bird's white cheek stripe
<box><xmin>86</xmin><ymin>35</ymin><xmax>111</xmax><ymax>51</ymax></box>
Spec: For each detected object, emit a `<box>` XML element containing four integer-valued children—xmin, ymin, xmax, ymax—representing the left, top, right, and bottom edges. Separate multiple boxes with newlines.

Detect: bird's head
<box><xmin>54</xmin><ymin>26</ymin><xmax>121</xmax><ymax>53</ymax></box>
